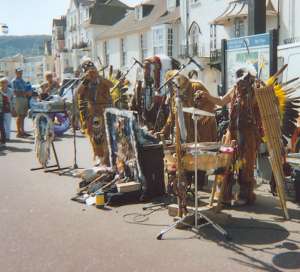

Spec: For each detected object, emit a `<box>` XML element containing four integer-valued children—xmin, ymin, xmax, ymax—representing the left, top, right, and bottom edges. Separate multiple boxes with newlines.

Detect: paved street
<box><xmin>0</xmin><ymin>120</ymin><xmax>300</xmax><ymax>272</ymax></box>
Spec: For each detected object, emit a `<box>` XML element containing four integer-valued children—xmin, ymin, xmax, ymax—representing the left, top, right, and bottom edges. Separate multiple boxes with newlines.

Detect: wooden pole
<box><xmin>175</xmin><ymin>110</ymin><xmax>184</xmax><ymax>217</ymax></box>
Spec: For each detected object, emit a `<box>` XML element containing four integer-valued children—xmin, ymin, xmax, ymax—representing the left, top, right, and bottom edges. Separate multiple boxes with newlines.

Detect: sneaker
<box><xmin>22</xmin><ymin>132</ymin><xmax>31</xmax><ymax>137</ymax></box>
<box><xmin>16</xmin><ymin>133</ymin><xmax>23</xmax><ymax>138</ymax></box>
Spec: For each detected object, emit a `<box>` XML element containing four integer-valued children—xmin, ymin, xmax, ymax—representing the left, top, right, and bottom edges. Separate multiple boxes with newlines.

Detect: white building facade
<box><xmin>179</xmin><ymin>0</ymin><xmax>279</xmax><ymax>95</ymax></box>
<box><xmin>96</xmin><ymin>0</ymin><xmax>183</xmax><ymax>84</ymax></box>
<box><xmin>61</xmin><ymin>0</ymin><xmax>129</xmax><ymax>78</ymax></box>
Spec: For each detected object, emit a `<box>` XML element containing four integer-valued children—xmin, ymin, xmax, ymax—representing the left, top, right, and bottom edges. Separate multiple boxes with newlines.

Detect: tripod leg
<box><xmin>156</xmin><ymin>216</ymin><xmax>189</xmax><ymax>240</ymax></box>
<box><xmin>52</xmin><ymin>142</ymin><xmax>60</xmax><ymax>169</ymax></box>
<box><xmin>197</xmin><ymin>212</ymin><xmax>231</xmax><ymax>240</ymax></box>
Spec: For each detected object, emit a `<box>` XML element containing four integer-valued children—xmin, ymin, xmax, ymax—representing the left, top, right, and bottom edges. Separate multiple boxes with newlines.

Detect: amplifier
<box><xmin>138</xmin><ymin>144</ymin><xmax>165</xmax><ymax>200</ymax></box>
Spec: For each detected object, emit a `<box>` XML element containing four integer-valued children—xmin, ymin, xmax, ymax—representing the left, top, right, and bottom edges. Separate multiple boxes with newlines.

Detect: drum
<box><xmin>164</xmin><ymin>142</ymin><xmax>234</xmax><ymax>172</ymax></box>
<box><xmin>164</xmin><ymin>150</ymin><xmax>177</xmax><ymax>173</ymax></box>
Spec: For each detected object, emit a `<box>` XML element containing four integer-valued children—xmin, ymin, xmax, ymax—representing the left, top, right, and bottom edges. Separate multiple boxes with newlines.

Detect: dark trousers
<box><xmin>0</xmin><ymin>112</ymin><xmax>6</xmax><ymax>144</ymax></box>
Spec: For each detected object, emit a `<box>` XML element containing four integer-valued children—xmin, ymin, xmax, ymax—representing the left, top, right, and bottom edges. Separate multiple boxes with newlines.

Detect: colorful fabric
<box><xmin>0</xmin><ymin>94</ymin><xmax>3</xmax><ymax>113</ymax></box>
<box><xmin>77</xmin><ymin>77</ymin><xmax>113</xmax><ymax>163</ymax></box>
<box><xmin>12</xmin><ymin>78</ymin><xmax>27</xmax><ymax>92</ymax></box>
<box><xmin>109</xmin><ymin>77</ymin><xmax>121</xmax><ymax>105</ymax></box>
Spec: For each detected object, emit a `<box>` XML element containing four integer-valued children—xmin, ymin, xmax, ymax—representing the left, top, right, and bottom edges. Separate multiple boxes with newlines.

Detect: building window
<box><xmin>140</xmin><ymin>34</ymin><xmax>148</xmax><ymax>60</ymax></box>
<box><xmin>85</xmin><ymin>8</ymin><xmax>89</xmax><ymax>20</ymax></box>
<box><xmin>234</xmin><ymin>18</ymin><xmax>245</xmax><ymax>38</ymax></box>
<box><xmin>104</xmin><ymin>41</ymin><xmax>109</xmax><ymax>65</ymax></box>
<box><xmin>190</xmin><ymin>25</ymin><xmax>199</xmax><ymax>56</ymax></box>
<box><xmin>167</xmin><ymin>28</ymin><xmax>173</xmax><ymax>57</ymax></box>
<box><xmin>153</xmin><ymin>27</ymin><xmax>164</xmax><ymax>55</ymax></box>
<box><xmin>121</xmin><ymin>38</ymin><xmax>127</xmax><ymax>67</ymax></box>
<box><xmin>210</xmin><ymin>24</ymin><xmax>217</xmax><ymax>50</ymax></box>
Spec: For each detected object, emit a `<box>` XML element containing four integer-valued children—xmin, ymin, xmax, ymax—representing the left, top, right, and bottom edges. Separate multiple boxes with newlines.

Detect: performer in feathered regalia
<box><xmin>160</xmin><ymin>71</ymin><xmax>217</xmax><ymax>145</ymax></box>
<box><xmin>200</xmin><ymin>68</ymin><xmax>262</xmax><ymax>205</ymax></box>
<box><xmin>159</xmin><ymin>71</ymin><xmax>217</xmax><ymax>189</ymax></box>
<box><xmin>77</xmin><ymin>60</ymin><xmax>113</xmax><ymax>166</ymax></box>
<box><xmin>200</xmin><ymin>64</ymin><xmax>299</xmax><ymax>207</ymax></box>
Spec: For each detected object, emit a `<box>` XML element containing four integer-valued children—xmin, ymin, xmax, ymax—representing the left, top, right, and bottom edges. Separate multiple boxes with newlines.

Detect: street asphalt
<box><xmin>0</xmin><ymin>119</ymin><xmax>300</xmax><ymax>272</ymax></box>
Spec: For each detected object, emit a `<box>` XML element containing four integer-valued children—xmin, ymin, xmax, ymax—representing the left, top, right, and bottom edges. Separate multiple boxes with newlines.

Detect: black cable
<box><xmin>123</xmin><ymin>206</ymin><xmax>168</xmax><ymax>227</ymax></box>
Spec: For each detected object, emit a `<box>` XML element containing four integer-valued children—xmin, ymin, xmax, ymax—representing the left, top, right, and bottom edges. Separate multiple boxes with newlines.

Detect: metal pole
<box><xmin>194</xmin><ymin>113</ymin><xmax>198</xmax><ymax>228</ymax></box>
<box><xmin>277</xmin><ymin>0</ymin><xmax>280</xmax><ymax>42</ymax></box>
<box><xmin>186</xmin><ymin>0</ymin><xmax>190</xmax><ymax>57</ymax></box>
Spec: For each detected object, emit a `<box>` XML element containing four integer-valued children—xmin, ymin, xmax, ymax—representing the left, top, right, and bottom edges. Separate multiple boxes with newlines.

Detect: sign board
<box><xmin>225</xmin><ymin>33</ymin><xmax>271</xmax><ymax>90</ymax></box>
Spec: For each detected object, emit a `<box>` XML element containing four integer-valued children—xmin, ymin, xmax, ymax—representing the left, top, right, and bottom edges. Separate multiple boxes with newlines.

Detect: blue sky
<box><xmin>0</xmin><ymin>0</ymin><xmax>140</xmax><ymax>36</ymax></box>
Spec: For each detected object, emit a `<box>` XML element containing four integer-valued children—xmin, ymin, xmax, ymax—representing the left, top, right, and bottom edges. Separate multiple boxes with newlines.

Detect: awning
<box><xmin>212</xmin><ymin>0</ymin><xmax>277</xmax><ymax>25</ymax></box>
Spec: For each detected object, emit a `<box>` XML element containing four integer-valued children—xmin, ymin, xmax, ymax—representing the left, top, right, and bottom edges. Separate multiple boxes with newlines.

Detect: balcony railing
<box><xmin>179</xmin><ymin>44</ymin><xmax>207</xmax><ymax>58</ymax></box>
<box><xmin>179</xmin><ymin>45</ymin><xmax>188</xmax><ymax>58</ymax></box>
<box><xmin>283</xmin><ymin>36</ymin><xmax>300</xmax><ymax>45</ymax></box>
<box><xmin>64</xmin><ymin>67</ymin><xmax>74</xmax><ymax>74</ymax></box>
<box><xmin>71</xmin><ymin>41</ymin><xmax>88</xmax><ymax>50</ymax></box>
<box><xmin>210</xmin><ymin>49</ymin><xmax>221</xmax><ymax>64</ymax></box>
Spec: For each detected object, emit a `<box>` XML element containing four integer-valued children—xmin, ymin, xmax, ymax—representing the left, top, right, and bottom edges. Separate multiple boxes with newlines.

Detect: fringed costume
<box><xmin>160</xmin><ymin>74</ymin><xmax>217</xmax><ymax>143</ymax></box>
<box><xmin>224</xmin><ymin>77</ymin><xmax>263</xmax><ymax>204</ymax></box>
<box><xmin>192</xmin><ymin>80</ymin><xmax>217</xmax><ymax>142</ymax></box>
<box><xmin>77</xmin><ymin>70</ymin><xmax>113</xmax><ymax>165</ymax></box>
<box><xmin>160</xmin><ymin>73</ymin><xmax>194</xmax><ymax>142</ymax></box>
<box><xmin>161</xmin><ymin>73</ymin><xmax>217</xmax><ymax>190</ymax></box>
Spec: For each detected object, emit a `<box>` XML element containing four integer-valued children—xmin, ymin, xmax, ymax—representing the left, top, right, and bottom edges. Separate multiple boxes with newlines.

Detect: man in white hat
<box><xmin>11</xmin><ymin>68</ymin><xmax>31</xmax><ymax>137</ymax></box>
<box><xmin>0</xmin><ymin>77</ymin><xmax>14</xmax><ymax>140</ymax></box>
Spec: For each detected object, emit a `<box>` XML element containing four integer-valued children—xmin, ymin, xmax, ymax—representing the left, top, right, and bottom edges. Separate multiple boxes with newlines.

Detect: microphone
<box><xmin>133</xmin><ymin>57</ymin><xmax>144</xmax><ymax>68</ymax></box>
<box><xmin>188</xmin><ymin>56</ymin><xmax>204</xmax><ymax>71</ymax></box>
<box><xmin>99</xmin><ymin>65</ymin><xmax>109</xmax><ymax>72</ymax></box>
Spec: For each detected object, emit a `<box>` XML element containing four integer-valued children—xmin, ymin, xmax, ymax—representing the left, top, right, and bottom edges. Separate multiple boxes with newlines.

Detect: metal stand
<box><xmin>31</xmin><ymin>142</ymin><xmax>70</xmax><ymax>173</ymax></box>
<box><xmin>58</xmin><ymin>123</ymin><xmax>81</xmax><ymax>176</ymax></box>
<box><xmin>58</xmin><ymin>80</ymin><xmax>83</xmax><ymax>176</ymax></box>
<box><xmin>156</xmin><ymin>108</ymin><xmax>230</xmax><ymax>240</ymax></box>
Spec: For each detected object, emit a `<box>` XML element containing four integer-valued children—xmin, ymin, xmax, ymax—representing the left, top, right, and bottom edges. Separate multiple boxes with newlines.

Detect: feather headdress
<box><xmin>265</xmin><ymin>65</ymin><xmax>300</xmax><ymax>145</ymax></box>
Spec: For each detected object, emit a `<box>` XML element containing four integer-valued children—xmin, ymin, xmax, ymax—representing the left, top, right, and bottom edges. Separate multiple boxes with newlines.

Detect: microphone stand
<box><xmin>111</xmin><ymin>59</ymin><xmax>142</xmax><ymax>91</ymax></box>
<box><xmin>153</xmin><ymin>59</ymin><xmax>193</xmax><ymax>131</ymax></box>
<box><xmin>59</xmin><ymin>78</ymin><xmax>82</xmax><ymax>176</ymax></box>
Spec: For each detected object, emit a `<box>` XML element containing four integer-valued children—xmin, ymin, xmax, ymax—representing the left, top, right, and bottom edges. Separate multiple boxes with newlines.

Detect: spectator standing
<box><xmin>0</xmin><ymin>77</ymin><xmax>14</xmax><ymax>140</ymax></box>
<box><xmin>44</xmin><ymin>72</ymin><xmax>59</xmax><ymax>96</ymax></box>
<box><xmin>12</xmin><ymin>68</ymin><xmax>31</xmax><ymax>137</ymax></box>
<box><xmin>0</xmin><ymin>92</ymin><xmax>6</xmax><ymax>146</ymax></box>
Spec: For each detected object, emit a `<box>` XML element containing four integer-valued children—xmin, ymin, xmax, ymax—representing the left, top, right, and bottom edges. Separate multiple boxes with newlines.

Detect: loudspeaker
<box><xmin>138</xmin><ymin>144</ymin><xmax>165</xmax><ymax>200</ymax></box>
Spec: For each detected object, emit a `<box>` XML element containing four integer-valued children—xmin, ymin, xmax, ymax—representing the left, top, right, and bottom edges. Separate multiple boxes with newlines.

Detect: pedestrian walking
<box><xmin>0</xmin><ymin>77</ymin><xmax>14</xmax><ymax>140</ymax></box>
<box><xmin>12</xmin><ymin>68</ymin><xmax>32</xmax><ymax>138</ymax></box>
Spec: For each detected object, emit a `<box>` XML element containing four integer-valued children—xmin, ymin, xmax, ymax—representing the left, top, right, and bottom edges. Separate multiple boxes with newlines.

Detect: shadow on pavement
<box><xmin>9</xmin><ymin>139</ymin><xmax>34</xmax><ymax>144</ymax></box>
<box><xmin>272</xmin><ymin>251</ymin><xmax>300</xmax><ymax>270</ymax></box>
<box><xmin>4</xmin><ymin>146</ymin><xmax>32</xmax><ymax>153</ymax></box>
<box><xmin>196</xmin><ymin>216</ymin><xmax>292</xmax><ymax>272</ymax></box>
<box><xmin>233</xmin><ymin>194</ymin><xmax>300</xmax><ymax>222</ymax></box>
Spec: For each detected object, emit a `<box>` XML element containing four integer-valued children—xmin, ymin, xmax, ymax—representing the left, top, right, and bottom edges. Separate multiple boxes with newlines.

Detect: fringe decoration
<box><xmin>34</xmin><ymin>113</ymin><xmax>54</xmax><ymax>167</ymax></box>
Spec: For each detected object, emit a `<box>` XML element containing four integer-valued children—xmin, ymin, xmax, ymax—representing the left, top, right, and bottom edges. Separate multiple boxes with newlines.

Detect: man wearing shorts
<box><xmin>12</xmin><ymin>68</ymin><xmax>31</xmax><ymax>137</ymax></box>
